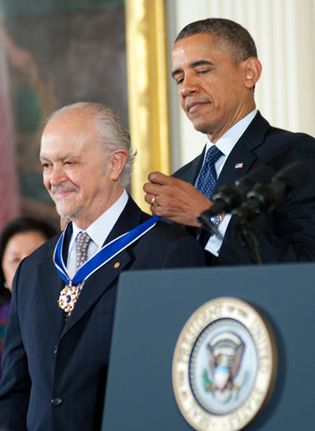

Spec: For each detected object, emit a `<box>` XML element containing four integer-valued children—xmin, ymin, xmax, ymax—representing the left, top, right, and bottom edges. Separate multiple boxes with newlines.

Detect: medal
<box><xmin>58</xmin><ymin>282</ymin><xmax>81</xmax><ymax>314</ymax></box>
<box><xmin>54</xmin><ymin>215</ymin><xmax>159</xmax><ymax>314</ymax></box>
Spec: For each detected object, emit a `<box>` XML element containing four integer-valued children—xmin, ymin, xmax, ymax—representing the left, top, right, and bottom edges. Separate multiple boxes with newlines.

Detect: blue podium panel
<box><xmin>102</xmin><ymin>263</ymin><xmax>315</xmax><ymax>430</ymax></box>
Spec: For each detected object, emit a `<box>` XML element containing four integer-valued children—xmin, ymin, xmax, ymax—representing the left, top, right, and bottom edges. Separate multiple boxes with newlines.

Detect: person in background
<box><xmin>0</xmin><ymin>216</ymin><xmax>57</xmax><ymax>367</ymax></box>
<box><xmin>144</xmin><ymin>18</ymin><xmax>315</xmax><ymax>265</ymax></box>
<box><xmin>0</xmin><ymin>102</ymin><xmax>205</xmax><ymax>430</ymax></box>
<box><xmin>0</xmin><ymin>216</ymin><xmax>57</xmax><ymax>291</ymax></box>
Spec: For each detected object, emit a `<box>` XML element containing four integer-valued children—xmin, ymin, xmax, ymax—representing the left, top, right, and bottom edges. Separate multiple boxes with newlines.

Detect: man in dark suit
<box><xmin>144</xmin><ymin>18</ymin><xmax>315</xmax><ymax>264</ymax></box>
<box><xmin>0</xmin><ymin>102</ymin><xmax>205</xmax><ymax>430</ymax></box>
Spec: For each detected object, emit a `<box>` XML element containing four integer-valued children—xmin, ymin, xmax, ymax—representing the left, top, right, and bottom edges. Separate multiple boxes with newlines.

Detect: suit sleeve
<box><xmin>0</xmin><ymin>264</ymin><xmax>31</xmax><ymax>430</ymax></box>
<box><xmin>160</xmin><ymin>234</ymin><xmax>206</xmax><ymax>268</ymax></box>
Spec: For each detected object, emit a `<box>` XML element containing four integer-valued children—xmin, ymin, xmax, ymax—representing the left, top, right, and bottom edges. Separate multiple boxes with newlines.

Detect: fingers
<box><xmin>143</xmin><ymin>171</ymin><xmax>187</xmax><ymax>198</ymax></box>
<box><xmin>143</xmin><ymin>172</ymin><xmax>167</xmax><ymax>207</ymax></box>
<box><xmin>150</xmin><ymin>195</ymin><xmax>158</xmax><ymax>208</ymax></box>
<box><xmin>147</xmin><ymin>171</ymin><xmax>179</xmax><ymax>186</ymax></box>
<box><xmin>143</xmin><ymin>181</ymin><xmax>163</xmax><ymax>196</ymax></box>
<box><xmin>145</xmin><ymin>192</ymin><xmax>160</xmax><ymax>208</ymax></box>
<box><xmin>143</xmin><ymin>172</ymin><xmax>193</xmax><ymax>210</ymax></box>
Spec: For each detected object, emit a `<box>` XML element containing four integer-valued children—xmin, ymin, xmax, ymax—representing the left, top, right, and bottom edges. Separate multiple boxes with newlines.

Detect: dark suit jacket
<box><xmin>174</xmin><ymin>112</ymin><xmax>315</xmax><ymax>264</ymax></box>
<box><xmin>0</xmin><ymin>197</ymin><xmax>205</xmax><ymax>431</ymax></box>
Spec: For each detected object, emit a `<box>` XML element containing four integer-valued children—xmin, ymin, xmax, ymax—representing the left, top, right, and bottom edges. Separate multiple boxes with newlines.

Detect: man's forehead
<box><xmin>172</xmin><ymin>34</ymin><xmax>215</xmax><ymax>59</ymax></box>
<box><xmin>172</xmin><ymin>38</ymin><xmax>213</xmax><ymax>74</ymax></box>
<box><xmin>40</xmin><ymin>143</ymin><xmax>74</xmax><ymax>161</ymax></box>
<box><xmin>173</xmin><ymin>33</ymin><xmax>214</xmax><ymax>50</ymax></box>
<box><xmin>172</xmin><ymin>33</ymin><xmax>235</xmax><ymax>72</ymax></box>
<box><xmin>40</xmin><ymin>128</ymin><xmax>90</xmax><ymax>159</ymax></box>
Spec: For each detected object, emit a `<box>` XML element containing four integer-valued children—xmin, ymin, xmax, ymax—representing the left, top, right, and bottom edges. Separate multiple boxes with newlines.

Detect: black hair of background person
<box><xmin>0</xmin><ymin>216</ymin><xmax>57</xmax><ymax>298</ymax></box>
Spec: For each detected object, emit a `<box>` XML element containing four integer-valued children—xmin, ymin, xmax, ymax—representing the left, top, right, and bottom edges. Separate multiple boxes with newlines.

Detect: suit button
<box><xmin>51</xmin><ymin>398</ymin><xmax>63</xmax><ymax>406</ymax></box>
<box><xmin>53</xmin><ymin>345</ymin><xmax>58</xmax><ymax>354</ymax></box>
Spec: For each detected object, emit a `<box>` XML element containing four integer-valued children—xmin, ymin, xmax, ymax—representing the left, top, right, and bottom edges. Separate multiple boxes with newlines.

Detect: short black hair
<box><xmin>0</xmin><ymin>217</ymin><xmax>57</xmax><ymax>296</ymax></box>
<box><xmin>175</xmin><ymin>18</ymin><xmax>258</xmax><ymax>62</ymax></box>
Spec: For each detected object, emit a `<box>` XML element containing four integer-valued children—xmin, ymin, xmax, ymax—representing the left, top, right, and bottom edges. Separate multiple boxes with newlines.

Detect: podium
<box><xmin>102</xmin><ymin>263</ymin><xmax>315</xmax><ymax>430</ymax></box>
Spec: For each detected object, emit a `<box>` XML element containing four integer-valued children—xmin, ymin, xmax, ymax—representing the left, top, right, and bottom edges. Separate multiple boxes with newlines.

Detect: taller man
<box><xmin>144</xmin><ymin>18</ymin><xmax>315</xmax><ymax>264</ymax></box>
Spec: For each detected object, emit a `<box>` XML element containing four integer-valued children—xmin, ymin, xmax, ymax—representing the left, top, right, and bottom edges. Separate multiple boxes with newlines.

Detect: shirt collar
<box><xmin>71</xmin><ymin>189</ymin><xmax>129</xmax><ymax>249</ymax></box>
<box><xmin>206</xmin><ymin>109</ymin><xmax>257</xmax><ymax>157</ymax></box>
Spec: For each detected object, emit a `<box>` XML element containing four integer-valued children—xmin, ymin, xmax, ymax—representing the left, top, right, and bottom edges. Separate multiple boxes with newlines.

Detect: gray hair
<box><xmin>47</xmin><ymin>102</ymin><xmax>136</xmax><ymax>187</ymax></box>
<box><xmin>175</xmin><ymin>18</ymin><xmax>258</xmax><ymax>63</ymax></box>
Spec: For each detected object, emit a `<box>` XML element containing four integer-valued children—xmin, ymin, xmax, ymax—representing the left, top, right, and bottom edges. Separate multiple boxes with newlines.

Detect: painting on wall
<box><xmin>0</xmin><ymin>0</ymin><xmax>127</xmax><ymax>229</ymax></box>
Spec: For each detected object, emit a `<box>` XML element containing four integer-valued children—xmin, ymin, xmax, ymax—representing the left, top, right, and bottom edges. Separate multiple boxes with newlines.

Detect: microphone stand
<box><xmin>198</xmin><ymin>208</ymin><xmax>261</xmax><ymax>263</ymax></box>
<box><xmin>238</xmin><ymin>219</ymin><xmax>263</xmax><ymax>264</ymax></box>
<box><xmin>232</xmin><ymin>202</ymin><xmax>263</xmax><ymax>264</ymax></box>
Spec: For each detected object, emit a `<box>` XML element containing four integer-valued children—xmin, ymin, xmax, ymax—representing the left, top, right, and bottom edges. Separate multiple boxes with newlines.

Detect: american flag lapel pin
<box><xmin>234</xmin><ymin>162</ymin><xmax>244</xmax><ymax>169</ymax></box>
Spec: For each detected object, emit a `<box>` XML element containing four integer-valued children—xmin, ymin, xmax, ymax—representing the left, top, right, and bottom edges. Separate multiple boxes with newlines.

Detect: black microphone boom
<box><xmin>234</xmin><ymin>161</ymin><xmax>312</xmax><ymax>219</ymax></box>
<box><xmin>198</xmin><ymin>165</ymin><xmax>274</xmax><ymax>220</ymax></box>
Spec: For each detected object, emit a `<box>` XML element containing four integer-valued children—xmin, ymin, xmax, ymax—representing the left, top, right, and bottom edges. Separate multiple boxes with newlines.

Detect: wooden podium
<box><xmin>102</xmin><ymin>263</ymin><xmax>315</xmax><ymax>430</ymax></box>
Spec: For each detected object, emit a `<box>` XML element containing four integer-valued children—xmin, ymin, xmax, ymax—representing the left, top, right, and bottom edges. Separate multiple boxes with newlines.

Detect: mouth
<box><xmin>50</xmin><ymin>186</ymin><xmax>78</xmax><ymax>200</ymax></box>
<box><xmin>53</xmin><ymin>191</ymin><xmax>73</xmax><ymax>200</ymax></box>
<box><xmin>186</xmin><ymin>100</ymin><xmax>210</xmax><ymax>115</ymax></box>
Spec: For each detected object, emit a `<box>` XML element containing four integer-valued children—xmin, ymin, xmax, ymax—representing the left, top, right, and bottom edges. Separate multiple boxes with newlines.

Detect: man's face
<box><xmin>172</xmin><ymin>33</ymin><xmax>256</xmax><ymax>141</ymax></box>
<box><xmin>40</xmin><ymin>111</ymin><xmax>119</xmax><ymax>229</ymax></box>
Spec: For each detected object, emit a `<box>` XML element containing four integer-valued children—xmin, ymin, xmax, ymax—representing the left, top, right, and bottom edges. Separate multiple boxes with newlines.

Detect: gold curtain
<box><xmin>125</xmin><ymin>0</ymin><xmax>170</xmax><ymax>209</ymax></box>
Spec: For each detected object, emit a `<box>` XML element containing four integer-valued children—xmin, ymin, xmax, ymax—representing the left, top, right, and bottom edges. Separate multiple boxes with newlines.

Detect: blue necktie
<box><xmin>195</xmin><ymin>146</ymin><xmax>223</xmax><ymax>199</ymax></box>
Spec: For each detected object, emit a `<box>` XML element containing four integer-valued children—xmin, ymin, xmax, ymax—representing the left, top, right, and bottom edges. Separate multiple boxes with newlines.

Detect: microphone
<box><xmin>234</xmin><ymin>161</ymin><xmax>312</xmax><ymax>219</ymax></box>
<box><xmin>198</xmin><ymin>165</ymin><xmax>274</xmax><ymax>222</ymax></box>
<box><xmin>197</xmin><ymin>165</ymin><xmax>274</xmax><ymax>238</ymax></box>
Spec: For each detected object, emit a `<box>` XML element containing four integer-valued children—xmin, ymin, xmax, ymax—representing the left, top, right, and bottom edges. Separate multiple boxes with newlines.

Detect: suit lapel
<box><xmin>37</xmin><ymin>237</ymin><xmax>65</xmax><ymax>331</ymax></box>
<box><xmin>215</xmin><ymin>112</ymin><xmax>270</xmax><ymax>191</ymax></box>
<box><xmin>60</xmin><ymin>197</ymin><xmax>147</xmax><ymax>337</ymax></box>
<box><xmin>104</xmin><ymin>197</ymin><xmax>149</xmax><ymax>244</ymax></box>
<box><xmin>173</xmin><ymin>146</ymin><xmax>206</xmax><ymax>184</ymax></box>
<box><xmin>175</xmin><ymin>112</ymin><xmax>270</xmax><ymax>191</ymax></box>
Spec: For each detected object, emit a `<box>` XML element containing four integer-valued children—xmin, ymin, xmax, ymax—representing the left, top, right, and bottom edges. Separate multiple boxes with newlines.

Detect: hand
<box><xmin>143</xmin><ymin>171</ymin><xmax>212</xmax><ymax>226</ymax></box>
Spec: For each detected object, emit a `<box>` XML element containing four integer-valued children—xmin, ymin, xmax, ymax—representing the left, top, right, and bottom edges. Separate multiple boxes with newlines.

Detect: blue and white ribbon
<box><xmin>53</xmin><ymin>215</ymin><xmax>159</xmax><ymax>286</ymax></box>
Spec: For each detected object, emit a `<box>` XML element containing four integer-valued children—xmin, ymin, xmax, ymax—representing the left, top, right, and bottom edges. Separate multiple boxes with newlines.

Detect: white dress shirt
<box><xmin>67</xmin><ymin>190</ymin><xmax>129</xmax><ymax>277</ymax></box>
<box><xmin>202</xmin><ymin>110</ymin><xmax>257</xmax><ymax>256</ymax></box>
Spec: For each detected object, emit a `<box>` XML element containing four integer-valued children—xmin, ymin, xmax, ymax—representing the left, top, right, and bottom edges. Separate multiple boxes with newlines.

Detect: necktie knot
<box><xmin>75</xmin><ymin>231</ymin><xmax>91</xmax><ymax>269</ymax></box>
<box><xmin>195</xmin><ymin>146</ymin><xmax>223</xmax><ymax>199</ymax></box>
<box><xmin>204</xmin><ymin>145</ymin><xmax>223</xmax><ymax>167</ymax></box>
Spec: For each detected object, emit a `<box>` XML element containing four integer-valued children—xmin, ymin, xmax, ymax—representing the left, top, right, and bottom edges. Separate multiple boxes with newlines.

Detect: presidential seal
<box><xmin>172</xmin><ymin>297</ymin><xmax>277</xmax><ymax>431</ymax></box>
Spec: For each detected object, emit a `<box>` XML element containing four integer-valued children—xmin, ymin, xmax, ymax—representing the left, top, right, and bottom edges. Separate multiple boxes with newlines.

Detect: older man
<box><xmin>0</xmin><ymin>102</ymin><xmax>205</xmax><ymax>430</ymax></box>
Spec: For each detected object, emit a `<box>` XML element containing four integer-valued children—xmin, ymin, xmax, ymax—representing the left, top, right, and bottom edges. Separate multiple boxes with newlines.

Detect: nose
<box><xmin>179</xmin><ymin>72</ymin><xmax>198</xmax><ymax>97</ymax></box>
<box><xmin>45</xmin><ymin>165</ymin><xmax>67</xmax><ymax>188</ymax></box>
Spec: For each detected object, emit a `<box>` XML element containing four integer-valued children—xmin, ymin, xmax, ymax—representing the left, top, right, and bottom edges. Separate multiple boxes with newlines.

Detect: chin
<box><xmin>192</xmin><ymin>121</ymin><xmax>212</xmax><ymax>134</ymax></box>
<box><xmin>56</xmin><ymin>206</ymin><xmax>74</xmax><ymax>219</ymax></box>
<box><xmin>188</xmin><ymin>114</ymin><xmax>209</xmax><ymax>132</ymax></box>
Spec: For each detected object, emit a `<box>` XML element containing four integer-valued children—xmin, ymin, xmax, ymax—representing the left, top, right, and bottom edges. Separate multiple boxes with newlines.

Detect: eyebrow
<box><xmin>171</xmin><ymin>60</ymin><xmax>214</xmax><ymax>79</ymax></box>
<box><xmin>39</xmin><ymin>152</ymin><xmax>74</xmax><ymax>162</ymax></box>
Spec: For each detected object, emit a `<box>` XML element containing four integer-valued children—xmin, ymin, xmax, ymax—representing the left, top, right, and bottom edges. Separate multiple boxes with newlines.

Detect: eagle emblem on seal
<box><xmin>202</xmin><ymin>332</ymin><xmax>245</xmax><ymax>400</ymax></box>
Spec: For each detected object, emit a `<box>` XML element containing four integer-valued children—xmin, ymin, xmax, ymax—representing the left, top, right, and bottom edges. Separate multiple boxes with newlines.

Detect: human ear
<box><xmin>243</xmin><ymin>57</ymin><xmax>262</xmax><ymax>89</ymax></box>
<box><xmin>109</xmin><ymin>150</ymin><xmax>129</xmax><ymax>181</ymax></box>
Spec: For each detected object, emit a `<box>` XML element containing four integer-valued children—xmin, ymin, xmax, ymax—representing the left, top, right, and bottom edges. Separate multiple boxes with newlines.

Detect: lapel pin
<box><xmin>234</xmin><ymin>162</ymin><xmax>244</xmax><ymax>169</ymax></box>
<box><xmin>113</xmin><ymin>261</ymin><xmax>121</xmax><ymax>269</ymax></box>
